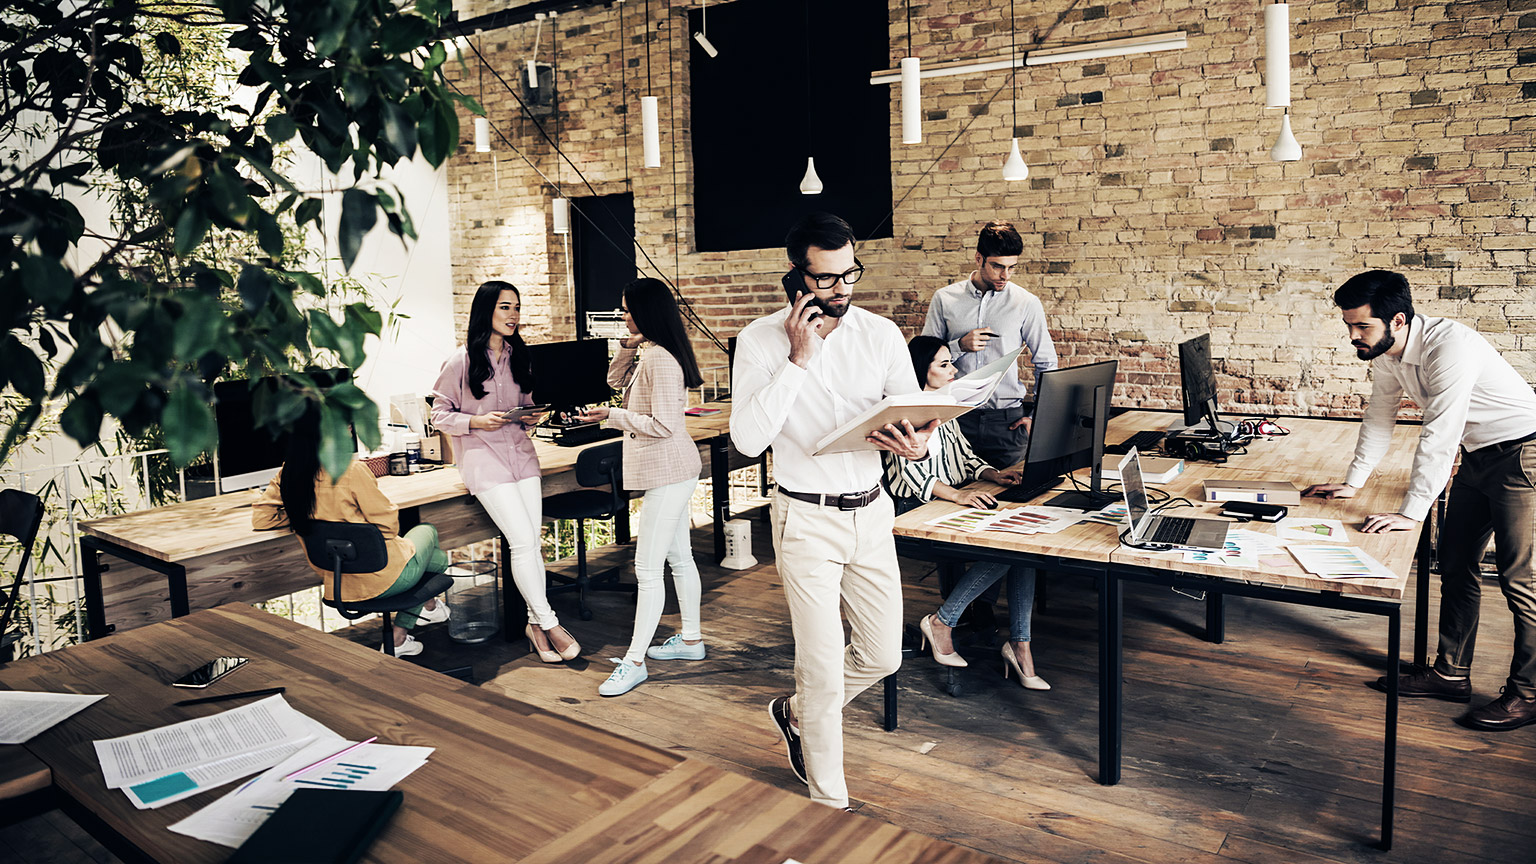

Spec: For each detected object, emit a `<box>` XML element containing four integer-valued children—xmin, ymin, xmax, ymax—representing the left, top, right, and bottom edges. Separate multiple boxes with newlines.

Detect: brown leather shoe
<box><xmin>1461</xmin><ymin>688</ymin><xmax>1536</xmax><ymax>731</ymax></box>
<box><xmin>1369</xmin><ymin>664</ymin><xmax>1471</xmax><ymax>702</ymax></box>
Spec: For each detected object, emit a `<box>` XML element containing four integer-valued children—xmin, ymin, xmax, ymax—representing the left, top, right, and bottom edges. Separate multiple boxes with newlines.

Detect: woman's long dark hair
<box><xmin>466</xmin><ymin>280</ymin><xmax>533</xmax><ymax>398</ymax></box>
<box><xmin>279</xmin><ymin>401</ymin><xmax>324</xmax><ymax>536</ymax></box>
<box><xmin>624</xmin><ymin>278</ymin><xmax>703</xmax><ymax>388</ymax></box>
<box><xmin>907</xmin><ymin>335</ymin><xmax>947</xmax><ymax>391</ymax></box>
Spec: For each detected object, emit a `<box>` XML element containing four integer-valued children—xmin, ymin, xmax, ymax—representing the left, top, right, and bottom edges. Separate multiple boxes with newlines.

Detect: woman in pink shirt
<box><xmin>431</xmin><ymin>281</ymin><xmax>580</xmax><ymax>663</ymax></box>
<box><xmin>577</xmin><ymin>278</ymin><xmax>705</xmax><ymax>696</ymax></box>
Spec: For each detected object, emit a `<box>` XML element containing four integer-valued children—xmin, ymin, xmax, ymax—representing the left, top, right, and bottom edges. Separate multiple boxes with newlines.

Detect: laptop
<box><xmin>1119</xmin><ymin>449</ymin><xmax>1231</xmax><ymax>551</ymax></box>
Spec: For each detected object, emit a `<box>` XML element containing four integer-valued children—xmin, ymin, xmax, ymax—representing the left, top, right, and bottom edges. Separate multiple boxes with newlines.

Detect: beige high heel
<box><xmin>546</xmin><ymin>625</ymin><xmax>582</xmax><ymax>661</ymax></box>
<box><xmin>918</xmin><ymin>615</ymin><xmax>968</xmax><ymax>668</ymax></box>
<box><xmin>1000</xmin><ymin>643</ymin><xmax>1050</xmax><ymax>690</ymax></box>
<box><xmin>525</xmin><ymin>624</ymin><xmax>561</xmax><ymax>663</ymax></box>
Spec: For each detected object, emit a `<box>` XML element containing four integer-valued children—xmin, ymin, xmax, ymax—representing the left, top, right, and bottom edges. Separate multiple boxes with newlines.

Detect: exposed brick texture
<box><xmin>446</xmin><ymin>0</ymin><xmax>1536</xmax><ymax>420</ymax></box>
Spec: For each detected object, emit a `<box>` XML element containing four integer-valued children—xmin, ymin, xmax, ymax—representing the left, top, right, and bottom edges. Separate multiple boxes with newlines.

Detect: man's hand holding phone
<box><xmin>785</xmin><ymin>289</ymin><xmax>823</xmax><ymax>368</ymax></box>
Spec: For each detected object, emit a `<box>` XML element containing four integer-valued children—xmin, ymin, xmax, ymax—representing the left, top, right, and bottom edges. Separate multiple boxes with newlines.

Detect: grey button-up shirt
<box><xmin>922</xmin><ymin>277</ymin><xmax>1058</xmax><ymax>409</ymax></box>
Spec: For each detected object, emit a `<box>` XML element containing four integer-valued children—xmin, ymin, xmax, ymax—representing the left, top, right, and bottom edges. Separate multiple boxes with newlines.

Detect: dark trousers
<box><xmin>1435</xmin><ymin>439</ymin><xmax>1536</xmax><ymax>698</ymax></box>
<box><xmin>957</xmin><ymin>406</ymin><xmax>1029</xmax><ymax>470</ymax></box>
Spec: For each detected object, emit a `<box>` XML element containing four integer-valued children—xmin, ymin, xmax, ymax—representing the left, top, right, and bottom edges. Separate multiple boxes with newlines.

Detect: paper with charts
<box><xmin>1276</xmin><ymin>517</ymin><xmax>1349</xmax><ymax>544</ymax></box>
<box><xmin>92</xmin><ymin>694</ymin><xmax>326</xmax><ymax>809</ymax></box>
<box><xmin>169</xmin><ymin>737</ymin><xmax>433</xmax><ymax>848</ymax></box>
<box><xmin>1178</xmin><ymin>529</ymin><xmax>1287</xmax><ymax>568</ymax></box>
<box><xmin>923</xmin><ymin>505</ymin><xmax>1087</xmax><ymax>535</ymax></box>
<box><xmin>1288</xmin><ymin>544</ymin><xmax>1395</xmax><ymax>580</ymax></box>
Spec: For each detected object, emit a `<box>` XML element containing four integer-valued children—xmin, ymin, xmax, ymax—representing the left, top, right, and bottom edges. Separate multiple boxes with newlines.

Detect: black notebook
<box><xmin>227</xmin><ymin>788</ymin><xmax>403</xmax><ymax>864</ymax></box>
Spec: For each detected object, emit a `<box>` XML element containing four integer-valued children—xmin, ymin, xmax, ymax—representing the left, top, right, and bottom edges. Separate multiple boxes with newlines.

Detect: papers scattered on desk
<box><xmin>1288</xmin><ymin>544</ymin><xmax>1395</xmax><ymax>580</ymax></box>
<box><xmin>923</xmin><ymin>505</ymin><xmax>1087</xmax><ymax>536</ymax></box>
<box><xmin>168</xmin><ymin>737</ymin><xmax>433</xmax><ymax>848</ymax></box>
<box><xmin>1082</xmin><ymin>501</ymin><xmax>1128</xmax><ymax>526</ymax></box>
<box><xmin>0</xmin><ymin>691</ymin><xmax>107</xmax><ymax>744</ymax></box>
<box><xmin>1275</xmin><ymin>517</ymin><xmax>1349</xmax><ymax>545</ymax></box>
<box><xmin>923</xmin><ymin>507</ymin><xmax>997</xmax><ymax>533</ymax></box>
<box><xmin>1179</xmin><ymin>529</ymin><xmax>1287</xmax><ymax>568</ymax></box>
<box><xmin>93</xmin><ymin>694</ymin><xmax>325</xmax><ymax>809</ymax></box>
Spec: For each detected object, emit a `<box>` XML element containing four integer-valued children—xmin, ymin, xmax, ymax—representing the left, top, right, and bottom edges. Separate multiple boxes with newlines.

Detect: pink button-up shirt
<box><xmin>431</xmin><ymin>346</ymin><xmax>541</xmax><ymax>495</ymax></box>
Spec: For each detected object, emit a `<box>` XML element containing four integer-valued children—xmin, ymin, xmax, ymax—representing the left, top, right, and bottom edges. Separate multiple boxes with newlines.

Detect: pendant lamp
<box><xmin>641</xmin><ymin>0</ymin><xmax>661</xmax><ymax>167</ymax></box>
<box><xmin>1264</xmin><ymin>3</ymin><xmax>1301</xmax><ymax>162</ymax></box>
<box><xmin>473</xmin><ymin>32</ymin><xmax>490</xmax><ymax>152</ymax></box>
<box><xmin>900</xmin><ymin>1</ymin><xmax>920</xmax><ymax>144</ymax></box>
<box><xmin>799</xmin><ymin>157</ymin><xmax>823</xmax><ymax>195</ymax></box>
<box><xmin>1002</xmin><ymin>0</ymin><xmax>1027</xmax><ymax>181</ymax></box>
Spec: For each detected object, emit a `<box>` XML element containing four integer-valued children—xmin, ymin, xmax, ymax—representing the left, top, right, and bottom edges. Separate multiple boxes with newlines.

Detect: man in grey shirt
<box><xmin>922</xmin><ymin>220</ymin><xmax>1058</xmax><ymax>467</ymax></box>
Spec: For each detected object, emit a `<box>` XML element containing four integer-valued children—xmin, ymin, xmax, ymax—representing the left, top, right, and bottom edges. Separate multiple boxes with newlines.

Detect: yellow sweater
<box><xmin>251</xmin><ymin>461</ymin><xmax>415</xmax><ymax>602</ymax></box>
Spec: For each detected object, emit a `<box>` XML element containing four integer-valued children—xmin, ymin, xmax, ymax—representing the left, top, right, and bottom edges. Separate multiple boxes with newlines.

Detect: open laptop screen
<box><xmin>1119</xmin><ymin>450</ymin><xmax>1152</xmax><ymax>538</ymax></box>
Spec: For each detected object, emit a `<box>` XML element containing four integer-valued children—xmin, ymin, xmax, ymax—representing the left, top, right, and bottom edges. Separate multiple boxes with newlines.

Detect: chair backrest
<box><xmin>299</xmin><ymin>521</ymin><xmax>389</xmax><ymax>612</ymax></box>
<box><xmin>0</xmin><ymin>489</ymin><xmax>45</xmax><ymax>646</ymax></box>
<box><xmin>574</xmin><ymin>441</ymin><xmax>624</xmax><ymax>515</ymax></box>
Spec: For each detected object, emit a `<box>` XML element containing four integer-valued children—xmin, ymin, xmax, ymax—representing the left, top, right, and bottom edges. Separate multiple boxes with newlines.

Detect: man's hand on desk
<box><xmin>980</xmin><ymin>467</ymin><xmax>1021</xmax><ymax>486</ymax></box>
<box><xmin>867</xmin><ymin>418</ymin><xmax>937</xmax><ymax>460</ymax></box>
<box><xmin>1361</xmin><ymin>512</ymin><xmax>1418</xmax><ymax>534</ymax></box>
<box><xmin>1302</xmin><ymin>483</ymin><xmax>1358</xmax><ymax>499</ymax></box>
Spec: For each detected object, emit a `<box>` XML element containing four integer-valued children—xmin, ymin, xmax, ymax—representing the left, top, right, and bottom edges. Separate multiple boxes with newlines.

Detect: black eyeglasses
<box><xmin>797</xmin><ymin>258</ymin><xmax>865</xmax><ymax>290</ymax></box>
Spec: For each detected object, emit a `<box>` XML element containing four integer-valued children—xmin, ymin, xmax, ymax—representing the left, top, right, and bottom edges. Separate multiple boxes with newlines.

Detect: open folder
<box><xmin>812</xmin><ymin>347</ymin><xmax>1023</xmax><ymax>455</ymax></box>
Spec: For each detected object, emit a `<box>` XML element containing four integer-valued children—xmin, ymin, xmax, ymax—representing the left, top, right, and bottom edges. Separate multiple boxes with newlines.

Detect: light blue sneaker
<box><xmin>598</xmin><ymin>660</ymin><xmax>648</xmax><ymax>696</ymax></box>
<box><xmin>646</xmin><ymin>634</ymin><xmax>707</xmax><ymax>661</ymax></box>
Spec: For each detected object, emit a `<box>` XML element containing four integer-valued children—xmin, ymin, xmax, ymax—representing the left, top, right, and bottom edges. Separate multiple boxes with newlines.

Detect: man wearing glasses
<box><xmin>731</xmin><ymin>211</ymin><xmax>935</xmax><ymax>808</ymax></box>
<box><xmin>922</xmin><ymin>220</ymin><xmax>1058</xmax><ymax>468</ymax></box>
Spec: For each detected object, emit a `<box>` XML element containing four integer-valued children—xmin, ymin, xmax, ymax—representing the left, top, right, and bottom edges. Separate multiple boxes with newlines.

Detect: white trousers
<box><xmin>623</xmin><ymin>477</ymin><xmax>703</xmax><ymax>663</ymax></box>
<box><xmin>476</xmin><ymin>477</ymin><xmax>559</xmax><ymax>630</ymax></box>
<box><xmin>770</xmin><ymin>491</ymin><xmax>903</xmax><ymax>808</ymax></box>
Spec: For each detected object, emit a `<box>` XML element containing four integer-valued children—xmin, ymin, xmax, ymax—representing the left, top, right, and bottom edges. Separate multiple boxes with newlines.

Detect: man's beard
<box><xmin>814</xmin><ymin>295</ymin><xmax>851</xmax><ymax>318</ymax></box>
<box><xmin>1354</xmin><ymin>330</ymin><xmax>1394</xmax><ymax>360</ymax></box>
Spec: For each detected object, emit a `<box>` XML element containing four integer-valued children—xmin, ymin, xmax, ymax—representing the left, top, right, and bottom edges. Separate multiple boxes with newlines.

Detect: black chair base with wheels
<box><xmin>300</xmin><ymin>521</ymin><xmax>453</xmax><ymax>657</ymax></box>
<box><xmin>542</xmin><ymin>441</ymin><xmax>635</xmax><ymax>621</ymax></box>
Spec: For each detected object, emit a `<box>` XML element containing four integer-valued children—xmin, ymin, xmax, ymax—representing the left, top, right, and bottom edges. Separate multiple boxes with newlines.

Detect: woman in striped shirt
<box><xmin>884</xmin><ymin>336</ymin><xmax>1050</xmax><ymax>690</ymax></box>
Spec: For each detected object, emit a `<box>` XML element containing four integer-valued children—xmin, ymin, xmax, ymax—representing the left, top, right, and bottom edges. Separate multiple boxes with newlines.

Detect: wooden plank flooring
<box><xmin>6</xmin><ymin>505</ymin><xmax>1534</xmax><ymax>863</ymax></box>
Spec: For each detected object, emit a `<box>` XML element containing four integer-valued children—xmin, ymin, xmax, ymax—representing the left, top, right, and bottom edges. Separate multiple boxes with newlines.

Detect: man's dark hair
<box><xmin>976</xmin><ymin>220</ymin><xmax>1024</xmax><ymax>258</ymax></box>
<box><xmin>1333</xmin><ymin>270</ymin><xmax>1415</xmax><ymax>327</ymax></box>
<box><xmin>785</xmin><ymin>212</ymin><xmax>855</xmax><ymax>269</ymax></box>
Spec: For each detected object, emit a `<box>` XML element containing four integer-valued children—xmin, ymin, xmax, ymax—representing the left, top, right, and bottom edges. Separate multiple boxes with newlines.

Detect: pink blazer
<box><xmin>604</xmin><ymin>345</ymin><xmax>701</xmax><ymax>490</ymax></box>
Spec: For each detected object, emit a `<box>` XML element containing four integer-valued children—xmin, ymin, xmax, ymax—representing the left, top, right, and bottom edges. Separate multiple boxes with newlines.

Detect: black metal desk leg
<box><xmin>1205</xmin><ymin>591</ymin><xmax>1225</xmax><ymax>644</ymax></box>
<box><xmin>80</xmin><ymin>537</ymin><xmax>109</xmax><ymax>641</ymax></box>
<box><xmin>1098</xmin><ymin>571</ymin><xmax>1123</xmax><ymax>785</ymax></box>
<box><xmin>167</xmin><ymin>563</ymin><xmax>189</xmax><ymax>618</ymax></box>
<box><xmin>1380</xmin><ymin>606</ymin><xmax>1400</xmax><ymax>851</ymax></box>
<box><xmin>711</xmin><ymin>436</ymin><xmax>730</xmax><ymax>564</ymax></box>
<box><xmin>883</xmin><ymin>672</ymin><xmax>898</xmax><ymax>731</ymax></box>
<box><xmin>1414</xmin><ymin>520</ymin><xmax>1432</xmax><ymax>667</ymax></box>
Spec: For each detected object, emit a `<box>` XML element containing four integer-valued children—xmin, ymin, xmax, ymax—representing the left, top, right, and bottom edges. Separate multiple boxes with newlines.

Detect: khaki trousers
<box><xmin>770</xmin><ymin>491</ymin><xmax>904</xmax><ymax>808</ymax></box>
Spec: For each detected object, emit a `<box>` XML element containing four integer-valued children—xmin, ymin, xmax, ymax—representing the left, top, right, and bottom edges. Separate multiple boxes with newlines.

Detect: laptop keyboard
<box><xmin>1147</xmin><ymin>518</ymin><xmax>1194</xmax><ymax>546</ymax></box>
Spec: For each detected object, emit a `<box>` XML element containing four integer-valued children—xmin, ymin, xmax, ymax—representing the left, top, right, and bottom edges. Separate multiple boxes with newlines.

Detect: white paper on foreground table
<box><xmin>0</xmin><ymin>691</ymin><xmax>107</xmax><ymax>744</ymax></box>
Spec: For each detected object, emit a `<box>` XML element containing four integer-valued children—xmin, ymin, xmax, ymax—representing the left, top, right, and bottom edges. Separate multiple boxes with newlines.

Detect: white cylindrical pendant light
<box><xmin>1001</xmin><ymin>138</ymin><xmax>1028</xmax><ymax>181</ymax></box>
<box><xmin>641</xmin><ymin>95</ymin><xmax>661</xmax><ymax>168</ymax></box>
<box><xmin>900</xmin><ymin>57</ymin><xmax>922</xmax><ymax>144</ymax></box>
<box><xmin>1270</xmin><ymin>112</ymin><xmax>1301</xmax><ymax>162</ymax></box>
<box><xmin>799</xmin><ymin>157</ymin><xmax>823</xmax><ymax>194</ymax></box>
<box><xmin>552</xmin><ymin>197</ymin><xmax>570</xmax><ymax>234</ymax></box>
<box><xmin>526</xmin><ymin>59</ymin><xmax>539</xmax><ymax>88</ymax></box>
<box><xmin>1265</xmin><ymin>3</ymin><xmax>1290</xmax><ymax>109</ymax></box>
<box><xmin>473</xmin><ymin>116</ymin><xmax>490</xmax><ymax>152</ymax></box>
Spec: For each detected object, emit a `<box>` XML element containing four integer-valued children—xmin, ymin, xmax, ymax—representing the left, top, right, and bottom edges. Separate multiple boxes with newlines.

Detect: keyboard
<box><xmin>551</xmin><ymin>425</ymin><xmax>623</xmax><ymax>447</ymax></box>
<box><xmin>1147</xmin><ymin>517</ymin><xmax>1194</xmax><ymax>546</ymax></box>
<box><xmin>1105</xmin><ymin>429</ymin><xmax>1165</xmax><ymax>455</ymax></box>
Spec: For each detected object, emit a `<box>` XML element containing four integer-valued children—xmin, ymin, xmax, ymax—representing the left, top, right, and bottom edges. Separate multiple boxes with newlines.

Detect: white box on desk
<box><xmin>1101</xmin><ymin>456</ymin><xmax>1184</xmax><ymax>484</ymax></box>
<box><xmin>1202</xmin><ymin>478</ymin><xmax>1301</xmax><ymax>505</ymax></box>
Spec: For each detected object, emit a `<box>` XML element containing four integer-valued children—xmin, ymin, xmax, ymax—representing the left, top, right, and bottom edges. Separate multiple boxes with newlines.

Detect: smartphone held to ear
<box><xmin>781</xmin><ymin>269</ymin><xmax>821</xmax><ymax>319</ymax></box>
<box><xmin>172</xmin><ymin>656</ymin><xmax>248</xmax><ymax>688</ymax></box>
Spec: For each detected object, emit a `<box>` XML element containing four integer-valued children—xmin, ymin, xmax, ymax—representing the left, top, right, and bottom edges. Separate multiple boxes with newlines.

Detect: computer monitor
<box><xmin>1000</xmin><ymin>359</ymin><xmax>1118</xmax><ymax>510</ymax></box>
<box><xmin>1178</xmin><ymin>334</ymin><xmax>1236</xmax><ymax>438</ymax></box>
<box><xmin>214</xmin><ymin>369</ymin><xmax>354</xmax><ymax>494</ymax></box>
<box><xmin>526</xmin><ymin>339</ymin><xmax>613</xmax><ymax>416</ymax></box>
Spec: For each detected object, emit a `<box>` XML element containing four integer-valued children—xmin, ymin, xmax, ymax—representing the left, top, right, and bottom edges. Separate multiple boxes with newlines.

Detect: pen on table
<box><xmin>174</xmin><ymin>687</ymin><xmax>286</xmax><ymax>707</ymax></box>
<box><xmin>284</xmin><ymin>736</ymin><xmax>379</xmax><ymax>781</ymax></box>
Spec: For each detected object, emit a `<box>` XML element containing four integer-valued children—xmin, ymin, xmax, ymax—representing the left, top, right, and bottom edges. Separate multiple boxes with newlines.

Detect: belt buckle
<box><xmin>836</xmin><ymin>492</ymin><xmax>862</xmax><ymax>511</ymax></box>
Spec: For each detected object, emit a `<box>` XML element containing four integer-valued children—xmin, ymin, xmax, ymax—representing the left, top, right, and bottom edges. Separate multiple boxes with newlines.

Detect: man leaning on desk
<box><xmin>1303</xmin><ymin>269</ymin><xmax>1536</xmax><ymax>732</ymax></box>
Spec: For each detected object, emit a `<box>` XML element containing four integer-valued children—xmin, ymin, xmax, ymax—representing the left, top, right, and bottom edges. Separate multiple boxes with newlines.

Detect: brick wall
<box><xmin>445</xmin><ymin>0</ymin><xmax>1536</xmax><ymax>419</ymax></box>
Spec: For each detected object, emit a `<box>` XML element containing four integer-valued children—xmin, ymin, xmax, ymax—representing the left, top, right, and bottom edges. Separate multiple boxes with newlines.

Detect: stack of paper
<box><xmin>923</xmin><ymin>505</ymin><xmax>1088</xmax><ymax>536</ymax></box>
<box><xmin>1288</xmin><ymin>545</ymin><xmax>1395</xmax><ymax>580</ymax></box>
<box><xmin>1178</xmin><ymin>529</ymin><xmax>1288</xmax><ymax>568</ymax></box>
<box><xmin>0</xmin><ymin>691</ymin><xmax>106</xmax><ymax>744</ymax></box>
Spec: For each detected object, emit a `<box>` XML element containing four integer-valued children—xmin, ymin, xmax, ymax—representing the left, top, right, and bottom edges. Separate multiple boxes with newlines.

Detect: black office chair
<box><xmin>300</xmin><ymin>521</ymin><xmax>453</xmax><ymax>657</ymax></box>
<box><xmin>542</xmin><ymin>441</ymin><xmax>635</xmax><ymax>620</ymax></box>
<box><xmin>0</xmin><ymin>490</ymin><xmax>44</xmax><ymax>663</ymax></box>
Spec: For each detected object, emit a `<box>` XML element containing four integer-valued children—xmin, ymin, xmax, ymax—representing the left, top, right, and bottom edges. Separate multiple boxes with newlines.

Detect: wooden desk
<box><xmin>77</xmin><ymin>407</ymin><xmax>742</xmax><ymax>638</ymax></box>
<box><xmin>0</xmin><ymin>605</ymin><xmax>1002</xmax><ymax>864</ymax></box>
<box><xmin>893</xmin><ymin>411</ymin><xmax>1427</xmax><ymax>850</ymax></box>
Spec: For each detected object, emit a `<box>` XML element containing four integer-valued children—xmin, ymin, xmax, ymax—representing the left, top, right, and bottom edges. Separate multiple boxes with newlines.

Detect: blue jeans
<box><xmin>935</xmin><ymin>562</ymin><xmax>1036</xmax><ymax>643</ymax></box>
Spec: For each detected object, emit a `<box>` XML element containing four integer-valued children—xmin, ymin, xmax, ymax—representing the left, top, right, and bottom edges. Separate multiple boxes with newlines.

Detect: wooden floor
<box><xmin>6</xmin><ymin>506</ymin><xmax>1535</xmax><ymax>863</ymax></box>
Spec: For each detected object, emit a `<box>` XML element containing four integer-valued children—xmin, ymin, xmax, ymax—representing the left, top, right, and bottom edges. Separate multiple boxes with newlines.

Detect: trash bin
<box><xmin>445</xmin><ymin>559</ymin><xmax>500</xmax><ymax>644</ymax></box>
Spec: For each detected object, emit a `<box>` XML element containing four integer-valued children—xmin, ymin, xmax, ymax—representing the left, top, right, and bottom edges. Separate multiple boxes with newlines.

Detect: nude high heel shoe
<box><xmin>546</xmin><ymin>625</ymin><xmax>582</xmax><ymax>661</ymax></box>
<box><xmin>525</xmin><ymin>624</ymin><xmax>561</xmax><ymax>663</ymax></box>
<box><xmin>918</xmin><ymin>615</ymin><xmax>968</xmax><ymax>668</ymax></box>
<box><xmin>1000</xmin><ymin>644</ymin><xmax>1050</xmax><ymax>690</ymax></box>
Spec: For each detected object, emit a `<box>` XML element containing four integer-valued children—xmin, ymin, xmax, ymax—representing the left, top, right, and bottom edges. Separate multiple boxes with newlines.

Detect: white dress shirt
<box><xmin>1345</xmin><ymin>314</ymin><xmax>1536</xmax><ymax>520</ymax></box>
<box><xmin>922</xmin><ymin>279</ymin><xmax>1058</xmax><ymax>409</ymax></box>
<box><xmin>731</xmin><ymin>304</ymin><xmax>922</xmax><ymax>495</ymax></box>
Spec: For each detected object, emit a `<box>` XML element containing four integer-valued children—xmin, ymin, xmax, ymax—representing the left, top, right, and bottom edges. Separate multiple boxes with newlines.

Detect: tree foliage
<box><xmin>0</xmin><ymin>0</ymin><xmax>478</xmax><ymax>481</ymax></box>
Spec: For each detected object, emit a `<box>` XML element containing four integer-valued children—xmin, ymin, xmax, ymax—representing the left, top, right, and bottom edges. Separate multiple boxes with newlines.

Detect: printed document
<box><xmin>0</xmin><ymin>691</ymin><xmax>106</xmax><ymax>744</ymax></box>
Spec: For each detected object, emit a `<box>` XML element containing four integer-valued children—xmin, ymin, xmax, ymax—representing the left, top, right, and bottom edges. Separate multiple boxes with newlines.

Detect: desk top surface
<box><xmin>0</xmin><ymin>604</ymin><xmax>999</xmax><ymax>864</ymax></box>
<box><xmin>78</xmin><ymin>404</ymin><xmax>733</xmax><ymax>563</ymax></box>
<box><xmin>894</xmin><ymin>410</ymin><xmax>1423</xmax><ymax>601</ymax></box>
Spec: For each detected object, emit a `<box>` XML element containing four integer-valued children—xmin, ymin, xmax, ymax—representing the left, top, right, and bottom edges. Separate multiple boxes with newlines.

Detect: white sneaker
<box><xmin>384</xmin><ymin>634</ymin><xmax>423</xmax><ymax>657</ymax></box>
<box><xmin>415</xmin><ymin>601</ymin><xmax>450</xmax><ymax>626</ymax></box>
<box><xmin>645</xmin><ymin>634</ymin><xmax>706</xmax><ymax>661</ymax></box>
<box><xmin>598</xmin><ymin>660</ymin><xmax>648</xmax><ymax>696</ymax></box>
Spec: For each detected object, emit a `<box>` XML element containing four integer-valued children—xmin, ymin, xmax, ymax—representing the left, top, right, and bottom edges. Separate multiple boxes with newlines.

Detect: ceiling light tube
<box><xmin>1265</xmin><ymin>4</ymin><xmax>1290</xmax><ymax>108</ymax></box>
<box><xmin>900</xmin><ymin>57</ymin><xmax>921</xmax><ymax>144</ymax></box>
<box><xmin>473</xmin><ymin>116</ymin><xmax>490</xmax><ymax>152</ymax></box>
<box><xmin>552</xmin><ymin>196</ymin><xmax>570</xmax><ymax>234</ymax></box>
<box><xmin>1025</xmin><ymin>31</ymin><xmax>1186</xmax><ymax>66</ymax></box>
<box><xmin>641</xmin><ymin>95</ymin><xmax>661</xmax><ymax>168</ymax></box>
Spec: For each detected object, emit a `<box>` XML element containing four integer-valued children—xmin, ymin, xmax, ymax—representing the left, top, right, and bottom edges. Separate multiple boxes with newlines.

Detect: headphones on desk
<box><xmin>1237</xmin><ymin>417</ymin><xmax>1290</xmax><ymax>437</ymax></box>
<box><xmin>1165</xmin><ymin>436</ymin><xmax>1231</xmax><ymax>464</ymax></box>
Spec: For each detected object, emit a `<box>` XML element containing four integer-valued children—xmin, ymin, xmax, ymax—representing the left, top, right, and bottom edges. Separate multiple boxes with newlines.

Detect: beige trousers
<box><xmin>770</xmin><ymin>491</ymin><xmax>904</xmax><ymax>808</ymax></box>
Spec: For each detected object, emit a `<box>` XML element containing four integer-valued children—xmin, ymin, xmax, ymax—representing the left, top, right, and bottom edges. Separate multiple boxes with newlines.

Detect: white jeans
<box><xmin>623</xmin><ymin>477</ymin><xmax>702</xmax><ymax>663</ymax></box>
<box><xmin>476</xmin><ymin>477</ymin><xmax>559</xmax><ymax>630</ymax></box>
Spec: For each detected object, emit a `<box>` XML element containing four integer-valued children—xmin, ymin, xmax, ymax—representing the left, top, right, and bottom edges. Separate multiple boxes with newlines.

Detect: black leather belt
<box><xmin>1471</xmin><ymin>428</ymin><xmax>1536</xmax><ymax>454</ymax></box>
<box><xmin>777</xmin><ymin>485</ymin><xmax>882</xmax><ymax>511</ymax></box>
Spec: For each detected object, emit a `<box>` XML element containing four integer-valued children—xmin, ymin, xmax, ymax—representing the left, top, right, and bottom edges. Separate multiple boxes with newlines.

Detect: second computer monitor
<box><xmin>526</xmin><ymin>339</ymin><xmax>613</xmax><ymax>413</ymax></box>
<box><xmin>1178</xmin><ymin>333</ymin><xmax>1230</xmax><ymax>436</ymax></box>
<box><xmin>1005</xmin><ymin>359</ymin><xmax>1118</xmax><ymax>509</ymax></box>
